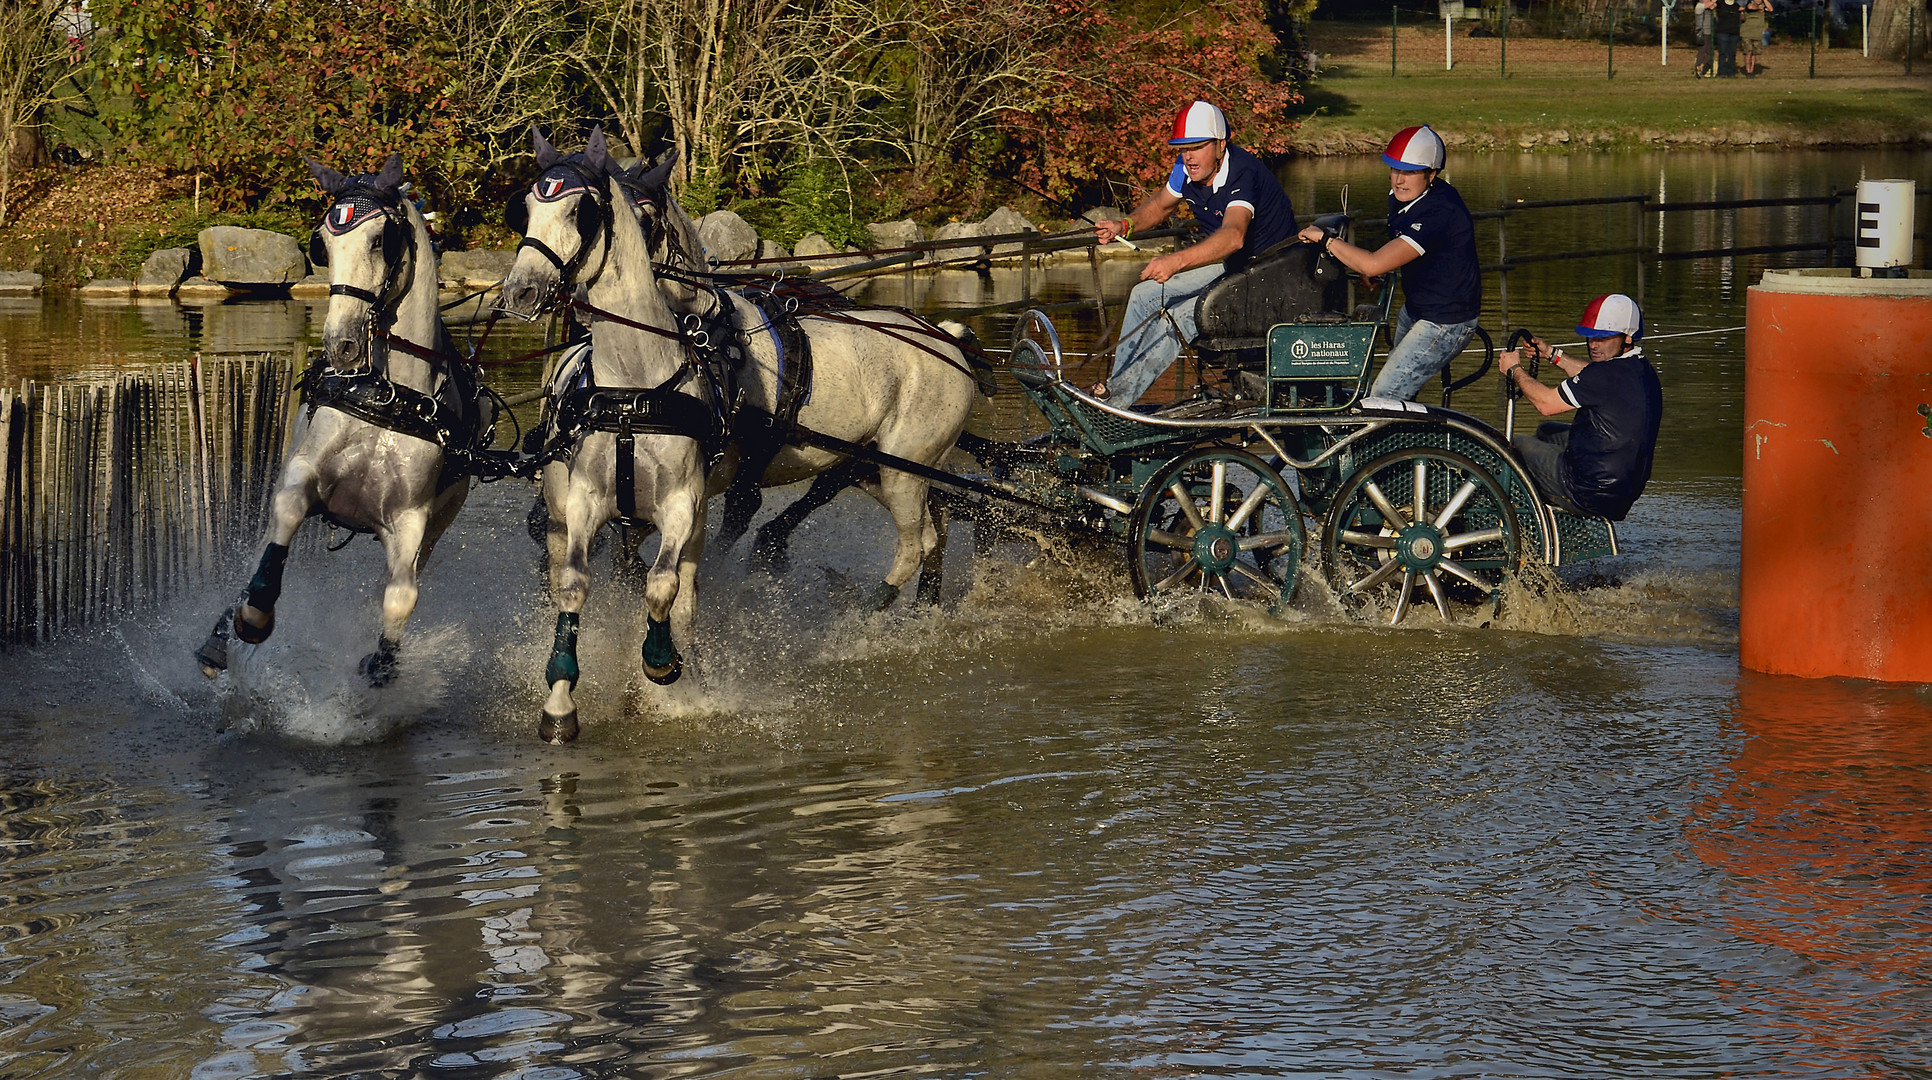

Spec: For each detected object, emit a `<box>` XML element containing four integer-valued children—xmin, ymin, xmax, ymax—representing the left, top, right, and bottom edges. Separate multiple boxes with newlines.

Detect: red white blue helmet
<box><xmin>1169</xmin><ymin>100</ymin><xmax>1230</xmax><ymax>145</ymax></box>
<box><xmin>1382</xmin><ymin>125</ymin><xmax>1446</xmax><ymax>171</ymax></box>
<box><xmin>1576</xmin><ymin>293</ymin><xmax>1643</xmax><ymax>340</ymax></box>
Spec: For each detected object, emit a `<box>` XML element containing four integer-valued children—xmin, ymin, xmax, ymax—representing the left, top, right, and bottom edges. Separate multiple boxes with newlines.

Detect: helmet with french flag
<box><xmin>1381</xmin><ymin>124</ymin><xmax>1446</xmax><ymax>172</ymax></box>
<box><xmin>1168</xmin><ymin>100</ymin><xmax>1230</xmax><ymax>146</ymax></box>
<box><xmin>1576</xmin><ymin>293</ymin><xmax>1643</xmax><ymax>340</ymax></box>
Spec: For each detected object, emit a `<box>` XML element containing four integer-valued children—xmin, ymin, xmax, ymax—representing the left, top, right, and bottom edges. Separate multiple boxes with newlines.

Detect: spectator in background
<box><xmin>1695</xmin><ymin>0</ymin><xmax>1716</xmax><ymax>76</ymax></box>
<box><xmin>1714</xmin><ymin>0</ymin><xmax>1744</xmax><ymax>76</ymax></box>
<box><xmin>1741</xmin><ymin>0</ymin><xmax>1771</xmax><ymax>75</ymax></box>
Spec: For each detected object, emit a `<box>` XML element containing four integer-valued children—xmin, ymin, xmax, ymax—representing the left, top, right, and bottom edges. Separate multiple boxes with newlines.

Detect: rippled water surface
<box><xmin>2</xmin><ymin>149</ymin><xmax>1930</xmax><ymax>1078</ymax></box>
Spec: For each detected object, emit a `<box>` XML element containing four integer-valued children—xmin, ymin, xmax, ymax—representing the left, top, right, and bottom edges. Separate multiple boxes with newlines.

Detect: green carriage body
<box><xmin>1002</xmin><ymin>289</ymin><xmax>1620</xmax><ymax>620</ymax></box>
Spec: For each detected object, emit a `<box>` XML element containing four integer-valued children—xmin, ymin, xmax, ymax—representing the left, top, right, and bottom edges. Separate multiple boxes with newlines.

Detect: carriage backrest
<box><xmin>1192</xmin><ymin>239</ymin><xmax>1351</xmax><ymax>352</ymax></box>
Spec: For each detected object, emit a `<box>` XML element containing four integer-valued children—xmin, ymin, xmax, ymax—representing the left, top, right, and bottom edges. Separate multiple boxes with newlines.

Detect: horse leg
<box><xmin>642</xmin><ymin>488</ymin><xmax>705</xmax><ymax>686</ymax></box>
<box><xmin>863</xmin><ymin>470</ymin><xmax>936</xmax><ymax>612</ymax></box>
<box><xmin>232</xmin><ymin>469</ymin><xmax>317</xmax><ymax>646</ymax></box>
<box><xmin>750</xmin><ymin>460</ymin><xmax>869</xmax><ymax>577</ymax></box>
<box><xmin>540</xmin><ymin>466</ymin><xmax>593</xmax><ymax>743</ymax></box>
<box><xmin>715</xmin><ymin>442</ymin><xmax>777</xmax><ymax>556</ymax></box>
<box><xmin>361</xmin><ymin>506</ymin><xmax>431</xmax><ymax>688</ymax></box>
<box><xmin>915</xmin><ymin>499</ymin><xmax>946</xmax><ymax>608</ymax></box>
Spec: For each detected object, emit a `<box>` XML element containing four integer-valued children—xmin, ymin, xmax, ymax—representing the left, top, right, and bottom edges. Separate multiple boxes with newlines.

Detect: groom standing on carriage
<box><xmin>1089</xmin><ymin>100</ymin><xmax>1298</xmax><ymax>405</ymax></box>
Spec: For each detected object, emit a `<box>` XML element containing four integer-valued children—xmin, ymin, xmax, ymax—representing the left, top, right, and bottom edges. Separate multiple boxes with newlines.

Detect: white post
<box><xmin>1446</xmin><ymin>12</ymin><xmax>1454</xmax><ymax>68</ymax></box>
<box><xmin>1662</xmin><ymin>1</ymin><xmax>1671</xmax><ymax>63</ymax></box>
<box><xmin>1862</xmin><ymin>2</ymin><xmax>1869</xmax><ymax>56</ymax></box>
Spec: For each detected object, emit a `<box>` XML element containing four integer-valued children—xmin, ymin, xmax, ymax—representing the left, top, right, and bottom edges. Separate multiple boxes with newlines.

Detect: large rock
<box><xmin>78</xmin><ymin>278</ymin><xmax>134</xmax><ymax>298</ymax></box>
<box><xmin>928</xmin><ymin>221</ymin><xmax>988</xmax><ymax>265</ymax></box>
<box><xmin>697</xmin><ymin>209</ymin><xmax>759</xmax><ymax>265</ymax></box>
<box><xmin>175</xmin><ymin>276</ymin><xmax>238</xmax><ymax>300</ymax></box>
<box><xmin>198</xmin><ymin>226</ymin><xmax>306</xmax><ymax>289</ymax></box>
<box><xmin>136</xmin><ymin>247</ymin><xmax>197</xmax><ymax>296</ymax></box>
<box><xmin>865</xmin><ymin>219</ymin><xmax>924</xmax><ymax>254</ymax></box>
<box><xmin>439</xmin><ymin>248</ymin><xmax>515</xmax><ymax>289</ymax></box>
<box><xmin>0</xmin><ymin>270</ymin><xmax>43</xmax><ymax>295</ymax></box>
<box><xmin>979</xmin><ymin>206</ymin><xmax>1036</xmax><ymax>256</ymax></box>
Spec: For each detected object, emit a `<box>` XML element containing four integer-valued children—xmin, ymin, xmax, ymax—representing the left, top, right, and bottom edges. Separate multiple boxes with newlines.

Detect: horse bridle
<box><xmin>310</xmin><ymin>181</ymin><xmax>417</xmax><ymax>324</ymax></box>
<box><xmin>508</xmin><ymin>160</ymin><xmax>613</xmax><ymax>297</ymax></box>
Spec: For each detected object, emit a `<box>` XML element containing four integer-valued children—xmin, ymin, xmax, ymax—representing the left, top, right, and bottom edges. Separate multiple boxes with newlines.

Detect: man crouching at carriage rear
<box><xmin>1089</xmin><ymin>99</ymin><xmax>1296</xmax><ymax>404</ymax></box>
<box><xmin>1498</xmin><ymin>293</ymin><xmax>1664</xmax><ymax>521</ymax></box>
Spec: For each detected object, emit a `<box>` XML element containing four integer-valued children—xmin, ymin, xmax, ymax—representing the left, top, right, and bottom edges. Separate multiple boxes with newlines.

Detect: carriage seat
<box><xmin>1192</xmin><ymin>215</ymin><xmax>1353</xmax><ymax>353</ymax></box>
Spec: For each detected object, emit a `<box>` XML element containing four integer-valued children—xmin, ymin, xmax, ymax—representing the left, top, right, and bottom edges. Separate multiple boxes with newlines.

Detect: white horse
<box><xmin>614</xmin><ymin>145</ymin><xmax>987</xmax><ymax>591</ymax></box>
<box><xmin>498</xmin><ymin>130</ymin><xmax>980</xmax><ymax>743</ymax></box>
<box><xmin>195</xmin><ymin>154</ymin><xmax>487</xmax><ymax>687</ymax></box>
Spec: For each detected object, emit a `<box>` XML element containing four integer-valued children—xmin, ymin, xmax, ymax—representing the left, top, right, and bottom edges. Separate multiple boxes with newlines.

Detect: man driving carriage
<box><xmin>1089</xmin><ymin>99</ymin><xmax>1298</xmax><ymax>404</ymax></box>
<box><xmin>1499</xmin><ymin>293</ymin><xmax>1664</xmax><ymax>521</ymax></box>
<box><xmin>1297</xmin><ymin>124</ymin><xmax>1482</xmax><ymax>402</ymax></box>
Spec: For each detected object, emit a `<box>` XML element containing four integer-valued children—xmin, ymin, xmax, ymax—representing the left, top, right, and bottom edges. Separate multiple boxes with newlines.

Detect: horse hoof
<box><xmin>359</xmin><ymin>643</ymin><xmax>399</xmax><ymax>688</ymax></box>
<box><xmin>233</xmin><ymin>605</ymin><xmax>274</xmax><ymax>645</ymax></box>
<box><xmin>539</xmin><ymin>709</ymin><xmax>580</xmax><ymax>744</ymax></box>
<box><xmin>749</xmin><ymin>539</ymin><xmax>791</xmax><ymax>577</ymax></box>
<box><xmin>865</xmin><ymin>581</ymin><xmax>902</xmax><ymax>612</ymax></box>
<box><xmin>194</xmin><ymin>624</ymin><xmax>230</xmax><ymax>678</ymax></box>
<box><xmin>643</xmin><ymin>653</ymin><xmax>683</xmax><ymax>686</ymax></box>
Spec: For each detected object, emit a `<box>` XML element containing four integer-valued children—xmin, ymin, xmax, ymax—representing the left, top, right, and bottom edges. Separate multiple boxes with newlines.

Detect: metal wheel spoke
<box><xmin>1215</xmin><ymin>573</ymin><xmax>1236</xmax><ymax>600</ymax></box>
<box><xmin>1147</xmin><ymin>527</ymin><xmax>1195</xmax><ymax>551</ymax></box>
<box><xmin>1338</xmin><ymin>529</ymin><xmax>1396</xmax><ymax>549</ymax></box>
<box><xmin>1423</xmin><ymin>570</ymin><xmax>1453</xmax><ymax>621</ymax></box>
<box><xmin>1229</xmin><ymin>560</ymin><xmax>1275</xmax><ymax>588</ymax></box>
<box><xmin>1412</xmin><ymin>459</ymin><xmax>1428</xmax><ymax>523</ymax></box>
<box><xmin>1155</xmin><ymin>556</ymin><xmax>1202</xmax><ymax>591</ymax></box>
<box><xmin>1346</xmin><ymin>557</ymin><xmax>1404</xmax><ymax>595</ymax></box>
<box><xmin>1364</xmin><ymin>481</ymin><xmax>1410</xmax><ymax>530</ymax></box>
<box><xmin>1434</xmin><ymin>479</ymin><xmax>1479</xmax><ymax>530</ymax></box>
<box><xmin>1170</xmin><ymin>483</ymin><xmax>1207</xmax><ymax>532</ymax></box>
<box><xmin>1444</xmin><ymin>527</ymin><xmax>1505</xmax><ymax>552</ymax></box>
<box><xmin>1226</xmin><ymin>483</ymin><xmax>1270</xmax><ymax>531</ymax></box>
<box><xmin>1209</xmin><ymin>462</ymin><xmax>1228</xmax><ymax>524</ymax></box>
<box><xmin>1437</xmin><ymin>557</ymin><xmax>1491</xmax><ymax>590</ymax></box>
<box><xmin>1238</xmin><ymin>530</ymin><xmax>1295</xmax><ymax>552</ymax></box>
<box><xmin>1391</xmin><ymin>570</ymin><xmax>1417</xmax><ymax>624</ymax></box>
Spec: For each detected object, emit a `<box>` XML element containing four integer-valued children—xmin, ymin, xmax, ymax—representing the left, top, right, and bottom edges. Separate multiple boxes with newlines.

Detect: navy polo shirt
<box><xmin>1386</xmin><ymin>179</ymin><xmax>1482</xmax><ymax>324</ymax></box>
<box><xmin>1557</xmin><ymin>346</ymin><xmax>1664</xmax><ymax>520</ymax></box>
<box><xmin>1165</xmin><ymin>144</ymin><xmax>1296</xmax><ymax>260</ymax></box>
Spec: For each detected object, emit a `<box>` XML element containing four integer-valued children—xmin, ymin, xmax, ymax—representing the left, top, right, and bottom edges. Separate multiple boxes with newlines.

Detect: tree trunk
<box><xmin>1870</xmin><ymin>0</ymin><xmax>1927</xmax><ymax>60</ymax></box>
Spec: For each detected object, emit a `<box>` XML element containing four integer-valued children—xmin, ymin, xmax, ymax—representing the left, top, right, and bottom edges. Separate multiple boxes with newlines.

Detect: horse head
<box><xmin>615</xmin><ymin>148</ymin><xmax>712</xmax><ymax>314</ymax></box>
<box><xmin>305</xmin><ymin>152</ymin><xmax>425</xmax><ymax>371</ymax></box>
<box><xmin>498</xmin><ymin>127</ymin><xmax>622</xmax><ymax>320</ymax></box>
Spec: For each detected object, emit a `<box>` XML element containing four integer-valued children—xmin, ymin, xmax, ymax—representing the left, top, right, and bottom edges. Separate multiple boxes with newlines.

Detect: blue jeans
<box><xmin>1106</xmin><ymin>263</ymin><xmax>1225</xmax><ymax>404</ymax></box>
<box><xmin>1370</xmin><ymin>307</ymin><xmax>1481</xmax><ymax>402</ymax></box>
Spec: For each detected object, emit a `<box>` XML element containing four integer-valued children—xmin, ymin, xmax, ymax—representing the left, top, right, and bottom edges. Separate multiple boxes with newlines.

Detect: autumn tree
<box><xmin>0</xmin><ymin>0</ymin><xmax>83</xmax><ymax>225</ymax></box>
<box><xmin>1004</xmin><ymin>0</ymin><xmax>1301</xmax><ymax>207</ymax></box>
<box><xmin>84</xmin><ymin>0</ymin><xmax>473</xmax><ymax>208</ymax></box>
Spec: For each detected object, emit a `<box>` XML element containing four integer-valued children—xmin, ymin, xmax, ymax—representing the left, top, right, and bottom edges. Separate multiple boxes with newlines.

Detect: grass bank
<box><xmin>1292</xmin><ymin>22</ymin><xmax>1932</xmax><ymax>153</ymax></box>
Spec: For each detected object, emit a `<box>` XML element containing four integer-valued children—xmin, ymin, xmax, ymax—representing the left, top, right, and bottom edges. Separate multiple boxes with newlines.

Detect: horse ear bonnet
<box><xmin>505</xmin><ymin>191</ymin><xmax>529</xmax><ymax>235</ymax></box>
<box><xmin>313</xmin><ymin>180</ymin><xmax>406</xmax><ymax>269</ymax></box>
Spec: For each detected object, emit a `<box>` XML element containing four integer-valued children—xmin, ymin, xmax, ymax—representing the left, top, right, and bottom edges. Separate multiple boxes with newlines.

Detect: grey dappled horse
<box><xmin>602</xmin><ymin>148</ymin><xmax>941</xmax><ymax>586</ymax></box>
<box><xmin>195</xmin><ymin>155</ymin><xmax>486</xmax><ymax>687</ymax></box>
<box><xmin>498</xmin><ymin>129</ymin><xmax>980</xmax><ymax>743</ymax></box>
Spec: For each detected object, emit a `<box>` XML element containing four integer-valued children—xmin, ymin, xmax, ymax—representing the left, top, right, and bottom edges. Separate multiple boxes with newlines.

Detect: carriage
<box><xmin>960</xmin><ymin>240</ymin><xmax>1622</xmax><ymax>626</ymax></box>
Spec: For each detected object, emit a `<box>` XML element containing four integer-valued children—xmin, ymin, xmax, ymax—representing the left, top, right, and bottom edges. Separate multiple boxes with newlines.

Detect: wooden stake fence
<box><xmin>0</xmin><ymin>352</ymin><xmax>299</xmax><ymax>648</ymax></box>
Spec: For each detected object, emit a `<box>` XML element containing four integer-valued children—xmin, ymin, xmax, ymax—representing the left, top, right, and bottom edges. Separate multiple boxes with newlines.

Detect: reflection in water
<box><xmin>1687</xmin><ymin>673</ymin><xmax>1932</xmax><ymax>1074</ymax></box>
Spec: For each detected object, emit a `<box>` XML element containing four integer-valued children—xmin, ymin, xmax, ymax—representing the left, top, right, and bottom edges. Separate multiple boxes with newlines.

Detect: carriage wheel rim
<box><xmin>1128</xmin><ymin>447</ymin><xmax>1305</xmax><ymax>613</ymax></box>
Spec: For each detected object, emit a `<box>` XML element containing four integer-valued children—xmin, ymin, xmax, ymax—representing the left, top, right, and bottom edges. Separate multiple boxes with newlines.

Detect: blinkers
<box><xmin>507</xmin><ymin>160</ymin><xmax>612</xmax><ymax>284</ymax></box>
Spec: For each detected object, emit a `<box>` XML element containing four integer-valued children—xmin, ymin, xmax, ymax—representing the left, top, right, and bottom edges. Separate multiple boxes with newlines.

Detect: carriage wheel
<box><xmin>1128</xmin><ymin>447</ymin><xmax>1304</xmax><ymax>615</ymax></box>
<box><xmin>1320</xmin><ymin>447</ymin><xmax>1521</xmax><ymax>626</ymax></box>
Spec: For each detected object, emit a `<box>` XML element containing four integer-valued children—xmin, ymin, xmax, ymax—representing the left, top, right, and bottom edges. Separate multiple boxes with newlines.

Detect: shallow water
<box><xmin>1</xmin><ymin>149</ymin><xmax>1930</xmax><ymax>1079</ymax></box>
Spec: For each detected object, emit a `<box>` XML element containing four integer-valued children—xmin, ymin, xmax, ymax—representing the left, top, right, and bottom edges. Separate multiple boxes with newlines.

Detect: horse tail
<box><xmin>937</xmin><ymin>320</ymin><xmax>998</xmax><ymax>398</ymax></box>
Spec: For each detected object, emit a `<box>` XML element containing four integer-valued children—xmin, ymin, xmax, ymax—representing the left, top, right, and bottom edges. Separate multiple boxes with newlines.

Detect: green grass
<box><xmin>1291</xmin><ymin>37</ymin><xmax>1932</xmax><ymax>151</ymax></box>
